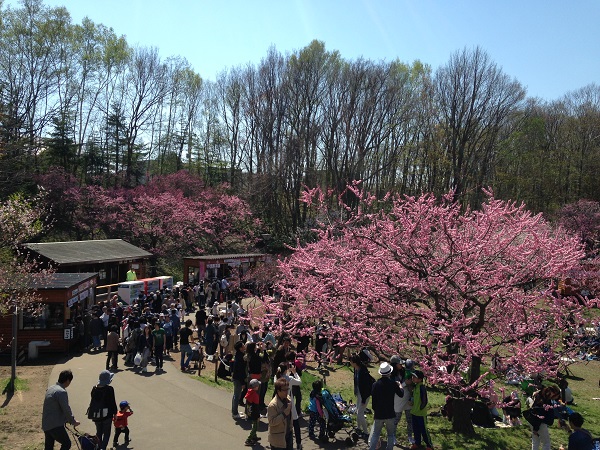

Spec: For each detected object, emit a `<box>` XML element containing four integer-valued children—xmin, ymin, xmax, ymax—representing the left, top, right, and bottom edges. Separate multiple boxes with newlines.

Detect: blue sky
<box><xmin>7</xmin><ymin>0</ymin><xmax>600</xmax><ymax>100</ymax></box>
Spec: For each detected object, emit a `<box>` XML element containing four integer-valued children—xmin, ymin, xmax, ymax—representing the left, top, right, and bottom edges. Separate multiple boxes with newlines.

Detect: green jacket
<box><xmin>410</xmin><ymin>381</ymin><xmax>429</xmax><ymax>417</ymax></box>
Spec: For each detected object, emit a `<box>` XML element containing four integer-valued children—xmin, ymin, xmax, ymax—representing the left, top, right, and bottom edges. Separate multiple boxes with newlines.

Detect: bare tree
<box><xmin>434</xmin><ymin>46</ymin><xmax>525</xmax><ymax>203</ymax></box>
<box><xmin>121</xmin><ymin>46</ymin><xmax>168</xmax><ymax>186</ymax></box>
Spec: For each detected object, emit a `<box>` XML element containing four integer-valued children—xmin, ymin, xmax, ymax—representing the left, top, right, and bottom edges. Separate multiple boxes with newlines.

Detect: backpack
<box><xmin>86</xmin><ymin>386</ymin><xmax>109</xmax><ymax>421</ymax></box>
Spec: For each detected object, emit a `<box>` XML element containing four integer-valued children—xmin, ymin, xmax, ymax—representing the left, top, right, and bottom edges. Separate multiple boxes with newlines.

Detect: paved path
<box><xmin>49</xmin><ymin>350</ymin><xmax>362</xmax><ymax>449</ymax></box>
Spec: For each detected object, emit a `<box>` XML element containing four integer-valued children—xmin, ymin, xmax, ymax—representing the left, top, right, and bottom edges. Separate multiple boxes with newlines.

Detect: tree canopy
<box><xmin>263</xmin><ymin>185</ymin><xmax>592</xmax><ymax>390</ymax></box>
<box><xmin>1</xmin><ymin>1</ymin><xmax>599</xmax><ymax>245</ymax></box>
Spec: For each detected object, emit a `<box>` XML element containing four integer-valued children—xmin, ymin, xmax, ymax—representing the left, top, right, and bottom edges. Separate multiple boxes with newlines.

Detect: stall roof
<box><xmin>23</xmin><ymin>239</ymin><xmax>152</xmax><ymax>265</ymax></box>
<box><xmin>184</xmin><ymin>253</ymin><xmax>264</xmax><ymax>261</ymax></box>
<box><xmin>28</xmin><ymin>272</ymin><xmax>97</xmax><ymax>290</ymax></box>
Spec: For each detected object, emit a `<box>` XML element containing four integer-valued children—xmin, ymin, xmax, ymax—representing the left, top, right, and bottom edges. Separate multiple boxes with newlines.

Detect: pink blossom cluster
<box><xmin>261</xmin><ymin>186</ymin><xmax>592</xmax><ymax>391</ymax></box>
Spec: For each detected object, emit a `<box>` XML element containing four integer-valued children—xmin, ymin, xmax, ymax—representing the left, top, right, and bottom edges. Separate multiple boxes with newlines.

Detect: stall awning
<box><xmin>27</xmin><ymin>272</ymin><xmax>98</xmax><ymax>290</ymax></box>
<box><xmin>23</xmin><ymin>239</ymin><xmax>152</xmax><ymax>265</ymax></box>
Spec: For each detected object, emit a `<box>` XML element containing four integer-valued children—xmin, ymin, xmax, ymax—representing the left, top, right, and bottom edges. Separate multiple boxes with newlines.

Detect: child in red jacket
<box><xmin>113</xmin><ymin>400</ymin><xmax>133</xmax><ymax>447</ymax></box>
<box><xmin>245</xmin><ymin>379</ymin><xmax>261</xmax><ymax>446</ymax></box>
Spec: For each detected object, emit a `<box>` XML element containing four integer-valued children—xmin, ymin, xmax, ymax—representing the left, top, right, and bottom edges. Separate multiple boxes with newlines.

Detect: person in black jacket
<box><xmin>231</xmin><ymin>341</ymin><xmax>247</xmax><ymax>419</ymax></box>
<box><xmin>90</xmin><ymin>313</ymin><xmax>104</xmax><ymax>351</ymax></box>
<box><xmin>350</xmin><ymin>353</ymin><xmax>375</xmax><ymax>439</ymax></box>
<box><xmin>88</xmin><ymin>370</ymin><xmax>117</xmax><ymax>450</ymax></box>
<box><xmin>369</xmin><ymin>362</ymin><xmax>404</xmax><ymax>450</ymax></box>
<box><xmin>526</xmin><ymin>386</ymin><xmax>558</xmax><ymax>450</ymax></box>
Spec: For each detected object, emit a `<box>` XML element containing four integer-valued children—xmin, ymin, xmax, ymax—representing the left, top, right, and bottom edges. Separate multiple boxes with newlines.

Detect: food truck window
<box><xmin>20</xmin><ymin>303</ymin><xmax>64</xmax><ymax>330</ymax></box>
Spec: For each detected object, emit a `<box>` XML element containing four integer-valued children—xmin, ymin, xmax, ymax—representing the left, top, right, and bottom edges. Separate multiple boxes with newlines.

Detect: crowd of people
<box><xmin>43</xmin><ymin>279</ymin><xmax>598</xmax><ymax>450</ymax></box>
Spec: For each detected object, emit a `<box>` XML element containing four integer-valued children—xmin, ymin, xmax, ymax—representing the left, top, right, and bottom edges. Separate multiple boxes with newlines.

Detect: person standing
<box><xmin>90</xmin><ymin>313</ymin><xmax>103</xmax><ymax>352</ymax></box>
<box><xmin>527</xmin><ymin>386</ymin><xmax>557</xmax><ymax>450</ymax></box>
<box><xmin>42</xmin><ymin>369</ymin><xmax>80</xmax><ymax>450</ymax></box>
<box><xmin>307</xmin><ymin>379</ymin><xmax>327</xmax><ymax>442</ymax></box>
<box><xmin>105</xmin><ymin>325</ymin><xmax>120</xmax><ymax>371</ymax></box>
<box><xmin>151</xmin><ymin>321</ymin><xmax>166</xmax><ymax>371</ymax></box>
<box><xmin>126</xmin><ymin>268</ymin><xmax>137</xmax><ymax>281</ymax></box>
<box><xmin>274</xmin><ymin>362</ymin><xmax>302</xmax><ymax>450</ymax></box>
<box><xmin>268</xmin><ymin>377</ymin><xmax>293</xmax><ymax>450</ymax></box>
<box><xmin>369</xmin><ymin>362</ymin><xmax>404</xmax><ymax>450</ymax></box>
<box><xmin>88</xmin><ymin>370</ymin><xmax>117</xmax><ymax>450</ymax></box>
<box><xmin>204</xmin><ymin>317</ymin><xmax>218</xmax><ymax>356</ymax></box>
<box><xmin>391</xmin><ymin>356</ymin><xmax>414</xmax><ymax>446</ymax></box>
<box><xmin>410</xmin><ymin>370</ymin><xmax>433</xmax><ymax>450</ymax></box>
<box><xmin>162</xmin><ymin>314</ymin><xmax>174</xmax><ymax>356</ymax></box>
<box><xmin>231</xmin><ymin>340</ymin><xmax>248</xmax><ymax>419</ymax></box>
<box><xmin>350</xmin><ymin>353</ymin><xmax>374</xmax><ymax>439</ymax></box>
<box><xmin>179</xmin><ymin>319</ymin><xmax>194</xmax><ymax>371</ymax></box>
<box><xmin>99</xmin><ymin>306</ymin><xmax>110</xmax><ymax>348</ymax></box>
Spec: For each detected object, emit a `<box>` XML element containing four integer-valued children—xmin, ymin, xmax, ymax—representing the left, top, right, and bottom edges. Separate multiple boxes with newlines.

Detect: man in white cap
<box><xmin>369</xmin><ymin>362</ymin><xmax>404</xmax><ymax>450</ymax></box>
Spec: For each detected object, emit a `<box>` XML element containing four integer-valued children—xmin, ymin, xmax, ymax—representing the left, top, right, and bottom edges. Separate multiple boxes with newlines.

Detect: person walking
<box><xmin>268</xmin><ymin>377</ymin><xmax>293</xmax><ymax>450</ymax></box>
<box><xmin>137</xmin><ymin>325</ymin><xmax>153</xmax><ymax>373</ymax></box>
<box><xmin>244</xmin><ymin>379</ymin><xmax>262</xmax><ymax>446</ymax></box>
<box><xmin>87</xmin><ymin>370</ymin><xmax>117</xmax><ymax>450</ymax></box>
<box><xmin>369</xmin><ymin>362</ymin><xmax>404</xmax><ymax>450</ymax></box>
<box><xmin>112</xmin><ymin>400</ymin><xmax>134</xmax><ymax>448</ymax></box>
<box><xmin>42</xmin><ymin>369</ymin><xmax>80</xmax><ymax>450</ymax></box>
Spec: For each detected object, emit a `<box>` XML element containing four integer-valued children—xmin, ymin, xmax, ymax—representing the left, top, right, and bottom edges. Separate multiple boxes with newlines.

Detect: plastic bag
<box><xmin>134</xmin><ymin>352</ymin><xmax>142</xmax><ymax>366</ymax></box>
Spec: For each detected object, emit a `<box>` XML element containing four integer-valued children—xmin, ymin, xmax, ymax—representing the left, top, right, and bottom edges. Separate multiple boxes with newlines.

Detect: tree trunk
<box><xmin>451</xmin><ymin>398</ymin><xmax>475</xmax><ymax>435</ymax></box>
<box><xmin>469</xmin><ymin>355</ymin><xmax>482</xmax><ymax>384</ymax></box>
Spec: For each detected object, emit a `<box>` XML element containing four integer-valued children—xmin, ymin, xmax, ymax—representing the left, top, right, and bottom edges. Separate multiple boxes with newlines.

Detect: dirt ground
<box><xmin>0</xmin><ymin>356</ymin><xmax>55</xmax><ymax>450</ymax></box>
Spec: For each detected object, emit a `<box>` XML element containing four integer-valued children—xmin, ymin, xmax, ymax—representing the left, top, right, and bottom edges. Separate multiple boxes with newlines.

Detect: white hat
<box><xmin>378</xmin><ymin>362</ymin><xmax>393</xmax><ymax>376</ymax></box>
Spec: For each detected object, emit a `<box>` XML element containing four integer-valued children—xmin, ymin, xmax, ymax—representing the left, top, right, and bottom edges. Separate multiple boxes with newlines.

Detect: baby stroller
<box><xmin>190</xmin><ymin>343</ymin><xmax>205</xmax><ymax>371</ymax></box>
<box><xmin>67</xmin><ymin>425</ymin><xmax>101</xmax><ymax>450</ymax></box>
<box><xmin>321</xmin><ymin>389</ymin><xmax>359</xmax><ymax>446</ymax></box>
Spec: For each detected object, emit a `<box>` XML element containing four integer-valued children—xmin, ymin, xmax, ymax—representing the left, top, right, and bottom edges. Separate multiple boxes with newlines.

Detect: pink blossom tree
<box><xmin>0</xmin><ymin>192</ymin><xmax>48</xmax><ymax>249</ymax></box>
<box><xmin>39</xmin><ymin>171</ymin><xmax>260</xmax><ymax>272</ymax></box>
<box><xmin>0</xmin><ymin>192</ymin><xmax>51</xmax><ymax>315</ymax></box>
<box><xmin>262</xmin><ymin>186</ymin><xmax>590</xmax><ymax>434</ymax></box>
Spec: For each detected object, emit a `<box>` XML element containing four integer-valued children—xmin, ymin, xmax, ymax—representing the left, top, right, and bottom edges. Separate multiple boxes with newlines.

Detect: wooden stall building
<box><xmin>0</xmin><ymin>272</ymin><xmax>97</xmax><ymax>355</ymax></box>
<box><xmin>22</xmin><ymin>239</ymin><xmax>152</xmax><ymax>286</ymax></box>
<box><xmin>183</xmin><ymin>253</ymin><xmax>266</xmax><ymax>284</ymax></box>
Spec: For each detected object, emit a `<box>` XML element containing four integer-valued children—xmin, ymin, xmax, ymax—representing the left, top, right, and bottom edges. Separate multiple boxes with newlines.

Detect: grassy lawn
<box><xmin>0</xmin><ymin>377</ymin><xmax>29</xmax><ymax>393</ymax></box>
<box><xmin>193</xmin><ymin>358</ymin><xmax>600</xmax><ymax>449</ymax></box>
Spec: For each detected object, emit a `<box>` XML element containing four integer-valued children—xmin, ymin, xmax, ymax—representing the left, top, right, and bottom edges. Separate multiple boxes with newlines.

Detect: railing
<box><xmin>95</xmin><ymin>283</ymin><xmax>120</xmax><ymax>304</ymax></box>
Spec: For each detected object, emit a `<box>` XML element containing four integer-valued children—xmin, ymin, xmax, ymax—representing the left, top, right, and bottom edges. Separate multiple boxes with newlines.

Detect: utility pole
<box><xmin>11</xmin><ymin>302</ymin><xmax>17</xmax><ymax>389</ymax></box>
<box><xmin>3</xmin><ymin>300</ymin><xmax>17</xmax><ymax>394</ymax></box>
